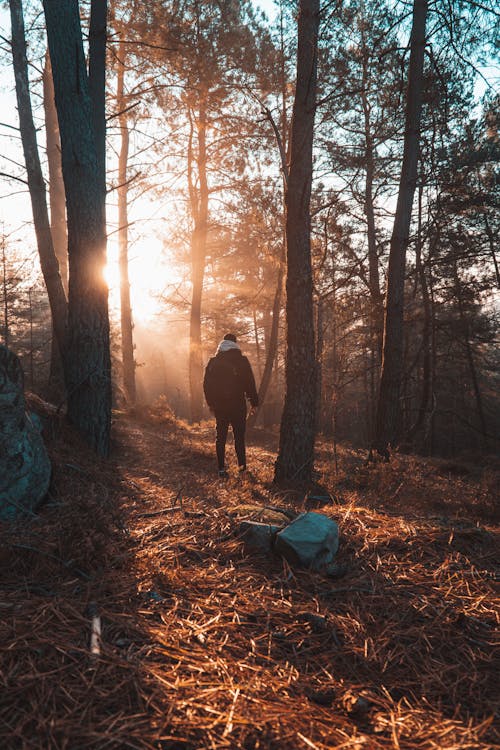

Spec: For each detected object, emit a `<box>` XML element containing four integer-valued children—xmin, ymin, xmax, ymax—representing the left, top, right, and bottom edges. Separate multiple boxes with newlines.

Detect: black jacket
<box><xmin>203</xmin><ymin>349</ymin><xmax>258</xmax><ymax>412</ymax></box>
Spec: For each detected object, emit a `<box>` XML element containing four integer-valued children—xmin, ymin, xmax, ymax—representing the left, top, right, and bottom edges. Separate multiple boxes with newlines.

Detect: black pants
<box><xmin>214</xmin><ymin>406</ymin><xmax>246</xmax><ymax>470</ymax></box>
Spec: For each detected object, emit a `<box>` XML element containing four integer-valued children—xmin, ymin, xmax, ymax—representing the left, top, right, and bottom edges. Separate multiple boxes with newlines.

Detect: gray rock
<box><xmin>238</xmin><ymin>520</ymin><xmax>282</xmax><ymax>554</ymax></box>
<box><xmin>0</xmin><ymin>346</ymin><xmax>51</xmax><ymax>520</ymax></box>
<box><xmin>275</xmin><ymin>512</ymin><xmax>339</xmax><ymax>570</ymax></box>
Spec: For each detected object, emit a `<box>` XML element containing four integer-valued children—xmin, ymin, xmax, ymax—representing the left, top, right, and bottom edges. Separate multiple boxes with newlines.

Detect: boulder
<box><xmin>0</xmin><ymin>346</ymin><xmax>51</xmax><ymax>520</ymax></box>
<box><xmin>275</xmin><ymin>512</ymin><xmax>339</xmax><ymax>571</ymax></box>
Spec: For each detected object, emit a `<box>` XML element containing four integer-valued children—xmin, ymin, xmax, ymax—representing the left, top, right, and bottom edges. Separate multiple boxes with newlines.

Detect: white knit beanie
<box><xmin>216</xmin><ymin>339</ymin><xmax>240</xmax><ymax>354</ymax></box>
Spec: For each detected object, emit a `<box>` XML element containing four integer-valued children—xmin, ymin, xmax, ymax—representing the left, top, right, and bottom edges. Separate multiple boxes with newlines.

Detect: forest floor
<box><xmin>0</xmin><ymin>399</ymin><xmax>499</xmax><ymax>750</ymax></box>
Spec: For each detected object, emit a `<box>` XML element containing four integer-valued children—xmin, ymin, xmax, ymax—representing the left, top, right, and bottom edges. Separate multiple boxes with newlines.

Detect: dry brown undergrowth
<box><xmin>0</xmin><ymin>399</ymin><xmax>498</xmax><ymax>749</ymax></box>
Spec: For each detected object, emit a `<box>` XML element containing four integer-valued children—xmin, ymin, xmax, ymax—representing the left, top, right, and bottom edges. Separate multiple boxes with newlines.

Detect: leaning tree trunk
<box><xmin>43</xmin><ymin>0</ymin><xmax>111</xmax><ymax>456</ymax></box>
<box><xmin>274</xmin><ymin>0</ymin><xmax>319</xmax><ymax>483</ymax></box>
<box><xmin>188</xmin><ymin>103</ymin><xmax>209</xmax><ymax>423</ymax></box>
<box><xmin>116</xmin><ymin>35</ymin><xmax>136</xmax><ymax>404</ymax></box>
<box><xmin>9</xmin><ymin>0</ymin><xmax>68</xmax><ymax>360</ymax></box>
<box><xmin>373</xmin><ymin>0</ymin><xmax>427</xmax><ymax>458</ymax></box>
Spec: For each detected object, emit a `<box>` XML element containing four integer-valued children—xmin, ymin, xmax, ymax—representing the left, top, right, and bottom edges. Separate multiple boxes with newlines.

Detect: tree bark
<box><xmin>89</xmin><ymin>0</ymin><xmax>107</xmax><ymax>211</ymax></box>
<box><xmin>9</xmin><ymin>0</ymin><xmax>68</xmax><ymax>362</ymax></box>
<box><xmin>406</xmin><ymin>186</ymin><xmax>431</xmax><ymax>445</ymax></box>
<box><xmin>2</xmin><ymin>241</ymin><xmax>9</xmax><ymax>349</ymax></box>
<box><xmin>42</xmin><ymin>50</ymin><xmax>68</xmax><ymax>292</ymax></box>
<box><xmin>43</xmin><ymin>0</ymin><xmax>111</xmax><ymax>456</ymax></box>
<box><xmin>360</xmin><ymin>37</ymin><xmax>383</xmax><ymax>352</ymax></box>
<box><xmin>373</xmin><ymin>0</ymin><xmax>428</xmax><ymax>457</ymax></box>
<box><xmin>274</xmin><ymin>0</ymin><xmax>319</xmax><ymax>483</ymax></box>
<box><xmin>116</xmin><ymin>36</ymin><xmax>136</xmax><ymax>404</ymax></box>
<box><xmin>43</xmin><ymin>50</ymin><xmax>68</xmax><ymax>396</ymax></box>
<box><xmin>188</xmin><ymin>103</ymin><xmax>209</xmax><ymax>423</ymax></box>
<box><xmin>315</xmin><ymin>295</ymin><xmax>324</xmax><ymax>431</ymax></box>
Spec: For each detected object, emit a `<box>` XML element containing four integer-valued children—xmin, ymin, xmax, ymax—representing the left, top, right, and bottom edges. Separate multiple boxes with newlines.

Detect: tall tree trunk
<box><xmin>188</xmin><ymin>103</ymin><xmax>209</xmax><ymax>423</ymax></box>
<box><xmin>9</xmin><ymin>0</ymin><xmax>68</xmax><ymax>361</ymax></box>
<box><xmin>373</xmin><ymin>0</ymin><xmax>428</xmax><ymax>458</ymax></box>
<box><xmin>43</xmin><ymin>0</ymin><xmax>111</xmax><ymax>456</ymax></box>
<box><xmin>43</xmin><ymin>50</ymin><xmax>68</xmax><ymax>396</ymax></box>
<box><xmin>116</xmin><ymin>36</ymin><xmax>136</xmax><ymax>404</ymax></box>
<box><xmin>274</xmin><ymin>0</ymin><xmax>319</xmax><ymax>483</ymax></box>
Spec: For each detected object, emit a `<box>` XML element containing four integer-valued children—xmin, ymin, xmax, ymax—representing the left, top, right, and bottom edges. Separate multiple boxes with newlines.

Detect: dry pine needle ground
<box><xmin>0</xmin><ymin>399</ymin><xmax>498</xmax><ymax>749</ymax></box>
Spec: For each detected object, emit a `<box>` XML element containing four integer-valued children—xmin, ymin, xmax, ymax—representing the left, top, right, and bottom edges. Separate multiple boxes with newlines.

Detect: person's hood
<box><xmin>215</xmin><ymin>339</ymin><xmax>241</xmax><ymax>355</ymax></box>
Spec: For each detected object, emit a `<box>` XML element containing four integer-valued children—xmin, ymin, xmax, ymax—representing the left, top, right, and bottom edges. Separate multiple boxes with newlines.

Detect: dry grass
<box><xmin>0</xmin><ymin>401</ymin><xmax>498</xmax><ymax>749</ymax></box>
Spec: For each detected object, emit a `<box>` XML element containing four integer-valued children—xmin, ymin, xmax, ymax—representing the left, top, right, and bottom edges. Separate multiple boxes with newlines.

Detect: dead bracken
<box><xmin>0</xmin><ymin>404</ymin><xmax>498</xmax><ymax>749</ymax></box>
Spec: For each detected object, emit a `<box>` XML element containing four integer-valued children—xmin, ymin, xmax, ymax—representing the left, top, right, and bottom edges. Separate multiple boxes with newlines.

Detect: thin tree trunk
<box><xmin>483</xmin><ymin>213</ymin><xmax>500</xmax><ymax>289</ymax></box>
<box><xmin>188</xmin><ymin>103</ymin><xmax>209</xmax><ymax>423</ymax></box>
<box><xmin>452</xmin><ymin>260</ymin><xmax>489</xmax><ymax>449</ymax></box>
<box><xmin>253</xmin><ymin>308</ymin><xmax>262</xmax><ymax>378</ymax></box>
<box><xmin>2</xmin><ymin>241</ymin><xmax>9</xmax><ymax>349</ymax></box>
<box><xmin>315</xmin><ymin>296</ymin><xmax>324</xmax><ymax>431</ymax></box>
<box><xmin>250</xmin><ymin>13</ymin><xmax>289</xmax><ymax>431</ymax></box>
<box><xmin>360</xmin><ymin>36</ymin><xmax>383</xmax><ymax>356</ymax></box>
<box><xmin>373</xmin><ymin>0</ymin><xmax>428</xmax><ymax>458</ymax></box>
<box><xmin>43</xmin><ymin>0</ymin><xmax>111</xmax><ymax>456</ymax></box>
<box><xmin>424</xmin><ymin>265</ymin><xmax>437</xmax><ymax>455</ymax></box>
<box><xmin>274</xmin><ymin>0</ymin><xmax>319</xmax><ymax>483</ymax></box>
<box><xmin>247</xmin><ymin>254</ymin><xmax>284</xmax><ymax>429</ymax></box>
<box><xmin>28</xmin><ymin>286</ymin><xmax>34</xmax><ymax>389</ymax></box>
<box><xmin>42</xmin><ymin>50</ymin><xmax>68</xmax><ymax>396</ymax></box>
<box><xmin>9</xmin><ymin>0</ymin><xmax>68</xmax><ymax>361</ymax></box>
<box><xmin>43</xmin><ymin>51</ymin><xmax>68</xmax><ymax>291</ymax></box>
<box><xmin>406</xmin><ymin>185</ymin><xmax>431</xmax><ymax>444</ymax></box>
<box><xmin>89</xmin><ymin>0</ymin><xmax>107</xmax><ymax>212</ymax></box>
<box><xmin>116</xmin><ymin>36</ymin><xmax>136</xmax><ymax>404</ymax></box>
<box><xmin>359</xmin><ymin>19</ymin><xmax>383</xmax><ymax>441</ymax></box>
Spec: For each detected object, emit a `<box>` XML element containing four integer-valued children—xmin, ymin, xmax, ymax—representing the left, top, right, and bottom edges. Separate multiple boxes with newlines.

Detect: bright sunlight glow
<box><xmin>105</xmin><ymin>237</ymin><xmax>179</xmax><ymax>323</ymax></box>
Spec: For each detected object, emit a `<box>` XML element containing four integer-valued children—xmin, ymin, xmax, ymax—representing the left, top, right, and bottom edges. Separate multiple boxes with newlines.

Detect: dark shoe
<box><xmin>218</xmin><ymin>469</ymin><xmax>229</xmax><ymax>478</ymax></box>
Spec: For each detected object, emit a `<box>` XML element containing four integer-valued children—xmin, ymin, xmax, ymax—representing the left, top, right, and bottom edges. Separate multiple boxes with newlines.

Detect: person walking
<box><xmin>203</xmin><ymin>333</ymin><xmax>258</xmax><ymax>477</ymax></box>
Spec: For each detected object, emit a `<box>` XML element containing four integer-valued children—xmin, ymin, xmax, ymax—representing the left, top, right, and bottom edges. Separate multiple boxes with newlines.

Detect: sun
<box><xmin>104</xmin><ymin>237</ymin><xmax>180</xmax><ymax>322</ymax></box>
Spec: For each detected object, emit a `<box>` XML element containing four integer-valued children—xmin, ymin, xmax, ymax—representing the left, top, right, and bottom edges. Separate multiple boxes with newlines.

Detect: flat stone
<box><xmin>0</xmin><ymin>346</ymin><xmax>51</xmax><ymax>520</ymax></box>
<box><xmin>238</xmin><ymin>520</ymin><xmax>282</xmax><ymax>554</ymax></box>
<box><xmin>275</xmin><ymin>512</ymin><xmax>339</xmax><ymax>570</ymax></box>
